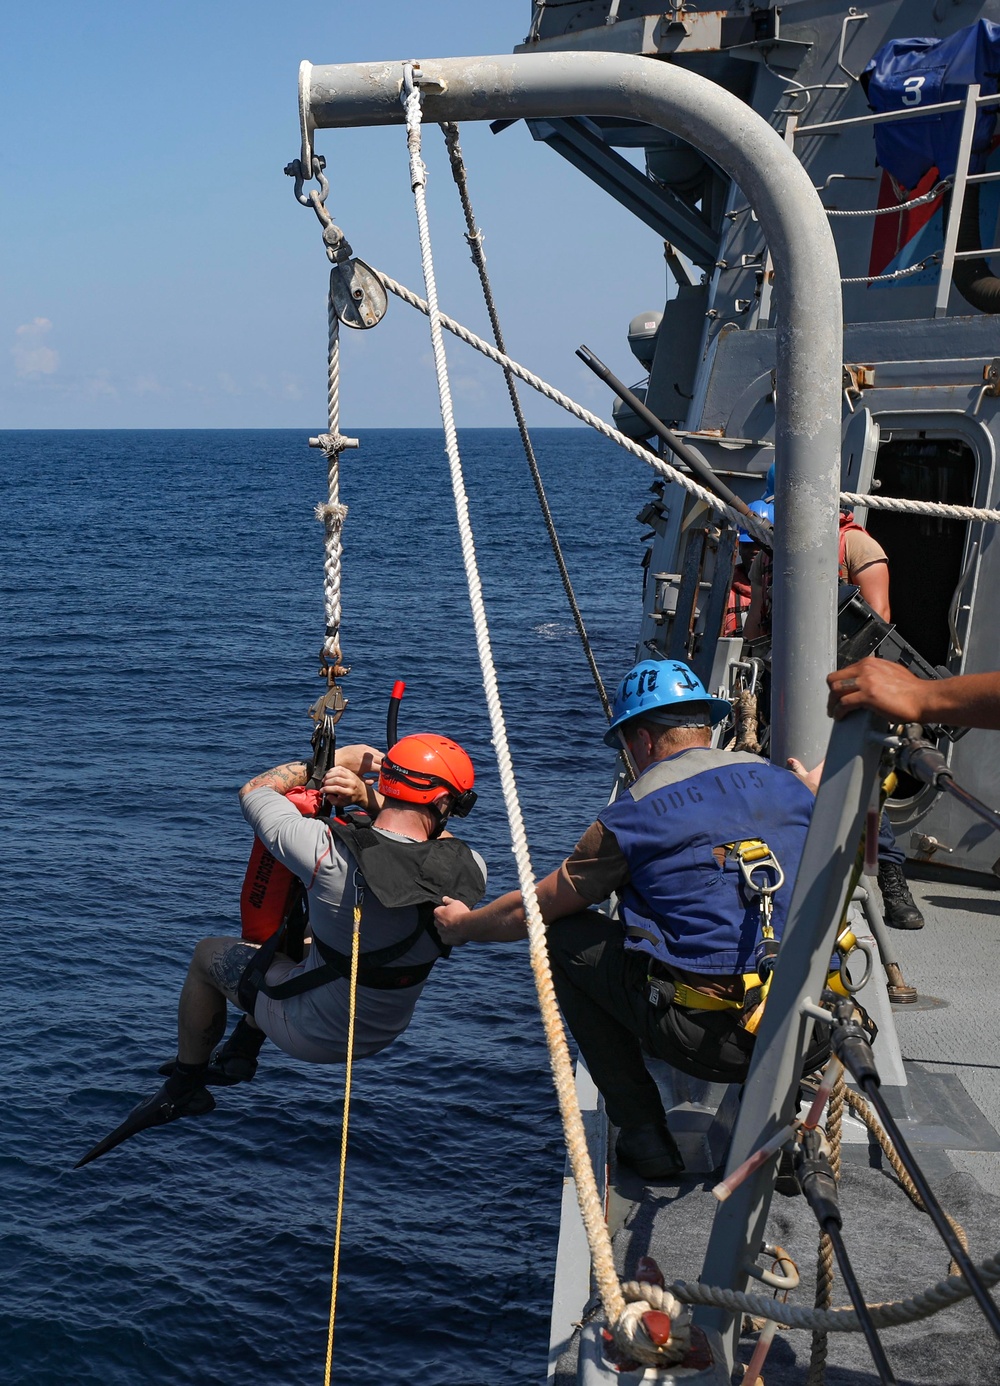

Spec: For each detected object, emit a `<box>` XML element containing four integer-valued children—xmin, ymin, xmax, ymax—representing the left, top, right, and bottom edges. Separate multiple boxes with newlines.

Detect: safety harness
<box><xmin>237</xmin><ymin>812</ymin><xmax>486</xmax><ymax>1012</ymax></box>
<box><xmin>646</xmin><ymin>838</ymin><xmax>784</xmax><ymax>1037</ymax></box>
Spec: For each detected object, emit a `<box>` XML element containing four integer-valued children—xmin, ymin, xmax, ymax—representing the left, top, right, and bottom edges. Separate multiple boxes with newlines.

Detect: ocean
<box><xmin>1</xmin><ymin>428</ymin><xmax>643</xmax><ymax>1385</ymax></box>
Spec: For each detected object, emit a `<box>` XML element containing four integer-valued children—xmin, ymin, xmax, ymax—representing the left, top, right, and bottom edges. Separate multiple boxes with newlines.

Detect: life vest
<box><xmin>240</xmin><ymin>787</ymin><xmax>323</xmax><ymax>943</ymax></box>
<box><xmin>240</xmin><ymin>813</ymin><xmax>486</xmax><ymax>1005</ymax></box>
<box><xmin>598</xmin><ymin>747</ymin><xmax>813</xmax><ymax>975</ymax></box>
<box><xmin>725</xmin><ymin>575</ymin><xmax>752</xmax><ymax>635</ymax></box>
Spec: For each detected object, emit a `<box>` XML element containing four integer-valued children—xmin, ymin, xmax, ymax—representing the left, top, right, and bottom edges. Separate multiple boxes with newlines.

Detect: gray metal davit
<box><xmin>298</xmin><ymin>50</ymin><xmax>843</xmax><ymax>770</ymax></box>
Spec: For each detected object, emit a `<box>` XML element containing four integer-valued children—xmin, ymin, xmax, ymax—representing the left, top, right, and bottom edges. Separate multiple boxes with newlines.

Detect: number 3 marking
<box><xmin>902</xmin><ymin>75</ymin><xmax>925</xmax><ymax>106</ymax></box>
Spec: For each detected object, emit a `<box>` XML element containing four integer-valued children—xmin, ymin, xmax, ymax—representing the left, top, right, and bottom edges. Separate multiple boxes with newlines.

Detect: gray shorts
<box><xmin>250</xmin><ymin>955</ymin><xmax>350</xmax><ymax>1065</ymax></box>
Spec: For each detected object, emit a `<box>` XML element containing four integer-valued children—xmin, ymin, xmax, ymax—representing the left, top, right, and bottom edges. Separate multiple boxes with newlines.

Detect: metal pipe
<box><xmin>301</xmin><ymin>50</ymin><xmax>842</xmax><ymax>768</ymax></box>
<box><xmin>575</xmin><ymin>345</ymin><xmax>772</xmax><ymax>541</ymax></box>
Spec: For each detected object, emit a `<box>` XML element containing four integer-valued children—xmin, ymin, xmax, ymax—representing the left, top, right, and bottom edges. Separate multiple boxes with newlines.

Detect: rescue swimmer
<box><xmin>76</xmin><ymin>735</ymin><xmax>486</xmax><ymax>1167</ymax></box>
<box><xmin>435</xmin><ymin>659</ymin><xmax>826</xmax><ymax>1181</ymax></box>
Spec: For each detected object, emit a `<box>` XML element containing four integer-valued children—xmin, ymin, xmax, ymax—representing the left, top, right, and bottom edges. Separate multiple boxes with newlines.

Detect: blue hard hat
<box><xmin>604</xmin><ymin>660</ymin><xmax>732</xmax><ymax>747</ymax></box>
<box><xmin>764</xmin><ymin>462</ymin><xmax>775</xmax><ymax>500</ymax></box>
<box><xmin>738</xmin><ymin>497</ymin><xmax>775</xmax><ymax>544</ymax></box>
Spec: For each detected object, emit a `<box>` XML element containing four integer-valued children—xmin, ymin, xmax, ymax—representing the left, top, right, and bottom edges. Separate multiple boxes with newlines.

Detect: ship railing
<box><xmin>792</xmin><ymin>84</ymin><xmax>1000</xmax><ymax>317</ymax></box>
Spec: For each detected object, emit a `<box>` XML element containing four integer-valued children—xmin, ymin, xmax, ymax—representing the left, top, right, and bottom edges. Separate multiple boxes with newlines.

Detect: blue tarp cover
<box><xmin>863</xmin><ymin>19</ymin><xmax>1000</xmax><ymax>189</ymax></box>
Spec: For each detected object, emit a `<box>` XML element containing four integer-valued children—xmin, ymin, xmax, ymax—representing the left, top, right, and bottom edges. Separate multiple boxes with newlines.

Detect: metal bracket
<box><xmin>837</xmin><ymin>10</ymin><xmax>869</xmax><ymax>82</ymax></box>
<box><xmin>843</xmin><ymin>363</ymin><xmax>876</xmax><ymax>396</ymax></box>
<box><xmin>911</xmin><ymin>832</ymin><xmax>954</xmax><ymax>861</ymax></box>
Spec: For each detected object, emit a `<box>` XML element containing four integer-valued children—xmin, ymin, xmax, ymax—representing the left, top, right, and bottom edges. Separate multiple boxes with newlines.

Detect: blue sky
<box><xmin>2</xmin><ymin>3</ymin><xmax>669</xmax><ymax>428</ymax></box>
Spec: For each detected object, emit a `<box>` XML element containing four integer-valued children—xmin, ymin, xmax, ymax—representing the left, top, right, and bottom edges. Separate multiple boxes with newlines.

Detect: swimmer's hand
<box><xmin>335</xmin><ymin>743</ymin><xmax>384</xmax><ymax>777</ymax></box>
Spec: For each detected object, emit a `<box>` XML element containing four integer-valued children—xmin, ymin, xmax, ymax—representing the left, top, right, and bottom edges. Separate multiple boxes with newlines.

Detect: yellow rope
<box><xmin>323</xmin><ymin>890</ymin><xmax>363</xmax><ymax>1386</ymax></box>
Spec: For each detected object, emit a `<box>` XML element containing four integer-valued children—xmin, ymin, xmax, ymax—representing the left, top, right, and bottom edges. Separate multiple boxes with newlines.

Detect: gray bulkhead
<box><xmin>524</xmin><ymin>0</ymin><xmax>1000</xmax><ymax>876</ymax></box>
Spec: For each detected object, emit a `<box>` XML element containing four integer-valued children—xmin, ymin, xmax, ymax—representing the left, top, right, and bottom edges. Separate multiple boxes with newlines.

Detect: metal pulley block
<box><xmin>329</xmin><ymin>259</ymin><xmax>388</xmax><ymax>330</ymax></box>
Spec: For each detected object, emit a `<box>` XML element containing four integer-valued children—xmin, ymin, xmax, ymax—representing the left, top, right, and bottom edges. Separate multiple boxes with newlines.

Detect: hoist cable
<box><xmin>323</xmin><ymin>881</ymin><xmax>363</xmax><ymax>1386</ymax></box>
<box><xmin>439</xmin><ymin>122</ymin><xmax>612</xmax><ymax>720</ymax></box>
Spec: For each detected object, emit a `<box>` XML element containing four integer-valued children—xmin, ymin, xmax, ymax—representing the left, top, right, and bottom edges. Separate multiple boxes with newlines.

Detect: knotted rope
<box><xmin>315</xmin><ymin>303</ymin><xmax>350</xmax><ymax>674</ymax></box>
<box><xmin>806</xmin><ymin>1068</ymin><xmax>845</xmax><ymax>1386</ymax></box>
<box><xmin>401</xmin><ymin>68</ymin><xmax>685</xmax><ymax>1370</ymax></box>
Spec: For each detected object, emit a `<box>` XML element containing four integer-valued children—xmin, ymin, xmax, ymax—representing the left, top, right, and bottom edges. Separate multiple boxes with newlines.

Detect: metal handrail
<box><xmin>794</xmin><ymin>87</ymin><xmax>1000</xmax><ymax>138</ymax></box>
<box><xmin>793</xmin><ymin>82</ymin><xmax>1000</xmax><ymax>313</ymax></box>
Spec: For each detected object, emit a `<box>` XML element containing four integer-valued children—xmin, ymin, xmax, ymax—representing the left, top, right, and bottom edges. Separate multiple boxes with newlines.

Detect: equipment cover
<box><xmin>863</xmin><ymin>20</ymin><xmax>1000</xmax><ymax>190</ymax></box>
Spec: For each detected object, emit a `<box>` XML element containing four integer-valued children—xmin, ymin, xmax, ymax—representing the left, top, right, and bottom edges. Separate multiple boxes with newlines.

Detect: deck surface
<box><xmin>552</xmin><ymin>875</ymin><xmax>1000</xmax><ymax>1385</ymax></box>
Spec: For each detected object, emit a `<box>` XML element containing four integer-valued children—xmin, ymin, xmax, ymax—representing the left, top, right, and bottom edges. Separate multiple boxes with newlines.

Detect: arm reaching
<box><xmin>238</xmin><ymin>745</ymin><xmax>383</xmax><ymax>802</ymax></box>
<box><xmin>828</xmin><ymin>657</ymin><xmax>1000</xmax><ymax>729</ymax></box>
<box><xmin>434</xmin><ymin>867</ymin><xmax>592</xmax><ymax>946</ymax></box>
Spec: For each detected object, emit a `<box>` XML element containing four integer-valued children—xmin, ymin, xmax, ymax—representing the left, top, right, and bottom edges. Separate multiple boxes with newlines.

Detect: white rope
<box><xmin>842</xmin><ymin>490</ymin><xmax>1000</xmax><ymax>522</ymax></box>
<box><xmin>318</xmin><ymin>301</ymin><xmax>347</xmax><ymax>667</ymax></box>
<box><xmin>376</xmin><ymin>269</ymin><xmax>1000</xmax><ymax>529</ymax></box>
<box><xmin>826</xmin><ymin>179</ymin><xmax>951</xmax><ymax>217</ymax></box>
<box><xmin>841</xmin><ymin>256</ymin><xmax>939</xmax><ymax>285</ymax></box>
<box><xmin>401</xmin><ymin>71</ymin><xmax>685</xmax><ymax>1371</ymax></box>
<box><xmin>372</xmin><ymin>269</ymin><xmax>774</xmax><ymax>547</ymax></box>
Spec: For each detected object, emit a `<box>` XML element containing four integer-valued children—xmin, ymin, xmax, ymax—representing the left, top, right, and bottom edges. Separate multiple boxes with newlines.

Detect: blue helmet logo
<box><xmin>604</xmin><ymin>659</ymin><xmax>732</xmax><ymax>747</ymax></box>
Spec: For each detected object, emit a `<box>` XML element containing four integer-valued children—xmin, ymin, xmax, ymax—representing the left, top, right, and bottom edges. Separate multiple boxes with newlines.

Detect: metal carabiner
<box><xmin>739</xmin><ymin>849</ymin><xmax>785</xmax><ymax>902</ymax></box>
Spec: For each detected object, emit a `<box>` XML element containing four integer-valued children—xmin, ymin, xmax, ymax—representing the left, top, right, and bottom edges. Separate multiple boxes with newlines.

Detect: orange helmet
<box><xmin>378</xmin><ymin>734</ymin><xmax>477</xmax><ymax>818</ymax></box>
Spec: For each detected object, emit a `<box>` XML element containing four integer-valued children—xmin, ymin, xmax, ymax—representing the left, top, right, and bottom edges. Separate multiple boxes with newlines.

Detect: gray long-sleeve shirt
<box><xmin>241</xmin><ymin>788</ymin><xmax>485</xmax><ymax>1062</ymax></box>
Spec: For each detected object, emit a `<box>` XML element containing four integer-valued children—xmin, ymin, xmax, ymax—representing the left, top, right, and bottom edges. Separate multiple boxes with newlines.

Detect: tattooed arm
<box><xmin>238</xmin><ymin>760</ymin><xmax>311</xmax><ymax>801</ymax></box>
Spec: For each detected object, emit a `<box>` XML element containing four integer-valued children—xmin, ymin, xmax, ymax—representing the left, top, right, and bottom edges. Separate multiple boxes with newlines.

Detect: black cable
<box><xmin>828</xmin><ymin>1001</ymin><xmax>1000</xmax><ymax>1343</ymax></box>
<box><xmin>825</xmin><ymin>1221</ymin><xmax>898</xmax><ymax>1385</ymax></box>
<box><xmin>795</xmin><ymin>1126</ymin><xmax>897</xmax><ymax>1384</ymax></box>
<box><xmin>439</xmin><ymin>122</ymin><xmax>612</xmax><ymax>721</ymax></box>
<box><xmin>859</xmin><ymin>1073</ymin><xmax>1000</xmax><ymax>1343</ymax></box>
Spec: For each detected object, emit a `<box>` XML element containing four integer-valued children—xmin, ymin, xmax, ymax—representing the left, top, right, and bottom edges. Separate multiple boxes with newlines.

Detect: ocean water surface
<box><xmin>1</xmin><ymin>428</ymin><xmax>645</xmax><ymax>1385</ymax></box>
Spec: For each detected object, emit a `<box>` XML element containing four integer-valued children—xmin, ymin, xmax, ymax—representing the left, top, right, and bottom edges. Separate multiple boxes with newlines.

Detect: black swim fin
<box><xmin>75</xmin><ymin>1081</ymin><xmax>215</xmax><ymax>1168</ymax></box>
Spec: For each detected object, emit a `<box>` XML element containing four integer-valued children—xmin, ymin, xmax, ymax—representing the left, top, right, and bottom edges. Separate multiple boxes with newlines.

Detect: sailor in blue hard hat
<box><xmin>603</xmin><ymin>659</ymin><xmax>731</xmax><ymax>749</ymax></box>
<box><xmin>434</xmin><ymin>655</ymin><xmax>826</xmax><ymax>1182</ymax></box>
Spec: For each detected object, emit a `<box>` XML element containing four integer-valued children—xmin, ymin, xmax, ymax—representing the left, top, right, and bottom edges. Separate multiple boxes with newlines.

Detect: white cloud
<box><xmin>13</xmin><ymin>318</ymin><xmax>59</xmax><ymax>377</ymax></box>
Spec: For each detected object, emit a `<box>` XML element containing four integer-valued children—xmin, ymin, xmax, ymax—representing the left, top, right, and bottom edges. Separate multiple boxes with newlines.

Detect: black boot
<box><xmin>159</xmin><ymin>1018</ymin><xmax>266</xmax><ymax>1086</ymax></box>
<box><xmin>878</xmin><ymin>862</ymin><xmax>925</xmax><ymax>930</ymax></box>
<box><xmin>615</xmin><ymin>1122</ymin><xmax>685</xmax><ymax>1180</ymax></box>
<box><xmin>210</xmin><ymin>1017</ymin><xmax>266</xmax><ymax>1084</ymax></box>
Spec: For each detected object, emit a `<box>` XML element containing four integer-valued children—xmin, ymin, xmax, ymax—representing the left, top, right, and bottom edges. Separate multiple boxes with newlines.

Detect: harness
<box><xmin>237</xmin><ymin>812</ymin><xmax>485</xmax><ymax>1012</ymax></box>
<box><xmin>645</xmin><ymin>837</ymin><xmax>784</xmax><ymax>1037</ymax></box>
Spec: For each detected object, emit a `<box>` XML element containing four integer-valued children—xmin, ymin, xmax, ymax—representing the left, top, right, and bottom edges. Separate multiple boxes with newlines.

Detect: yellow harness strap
<box><xmin>670</xmin><ymin>970</ymin><xmax>773</xmax><ymax>1014</ymax></box>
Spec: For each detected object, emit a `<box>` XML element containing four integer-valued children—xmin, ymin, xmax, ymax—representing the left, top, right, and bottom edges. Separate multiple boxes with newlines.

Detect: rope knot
<box><xmin>614</xmin><ymin>1283</ymin><xmax>692</xmax><ymax>1367</ymax></box>
<box><xmin>309</xmin><ymin>431</ymin><xmax>359</xmax><ymax>456</ymax></box>
<box><xmin>315</xmin><ymin>501</ymin><xmax>349</xmax><ymax>529</ymax></box>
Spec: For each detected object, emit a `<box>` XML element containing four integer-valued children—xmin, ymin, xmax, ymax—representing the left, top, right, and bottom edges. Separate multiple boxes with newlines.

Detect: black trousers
<box><xmin>546</xmin><ymin>910</ymin><xmax>827</xmax><ymax>1130</ymax></box>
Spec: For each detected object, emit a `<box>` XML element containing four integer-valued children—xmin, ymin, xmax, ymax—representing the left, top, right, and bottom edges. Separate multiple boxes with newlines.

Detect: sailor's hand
<box><xmin>321</xmin><ymin>766</ymin><xmax>368</xmax><ymax>807</ymax></box>
<box><xmin>334</xmin><ymin>743</ymin><xmax>384</xmax><ymax>778</ymax></box>
<box><xmin>787</xmin><ymin>756</ymin><xmax>824</xmax><ymax>795</ymax></box>
<box><xmin>434</xmin><ymin>896</ymin><xmax>473</xmax><ymax>945</ymax></box>
<box><xmin>828</xmin><ymin>657</ymin><xmax>927</xmax><ymax>723</ymax></box>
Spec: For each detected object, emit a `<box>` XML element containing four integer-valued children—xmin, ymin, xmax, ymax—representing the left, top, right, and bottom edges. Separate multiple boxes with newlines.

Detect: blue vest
<box><xmin>599</xmin><ymin>747</ymin><xmax>813</xmax><ymax>975</ymax></box>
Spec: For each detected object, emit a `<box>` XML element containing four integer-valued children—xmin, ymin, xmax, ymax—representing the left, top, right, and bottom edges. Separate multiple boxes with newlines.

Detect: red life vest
<box><xmin>239</xmin><ymin>787</ymin><xmax>323</xmax><ymax>943</ymax></box>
